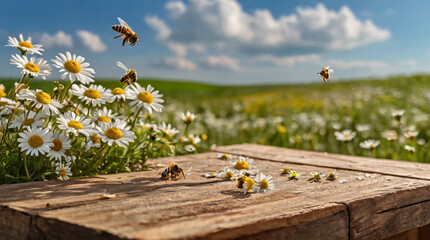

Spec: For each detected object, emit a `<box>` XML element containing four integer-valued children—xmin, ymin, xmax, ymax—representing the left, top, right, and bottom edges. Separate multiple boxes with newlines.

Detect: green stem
<box><xmin>130</xmin><ymin>106</ymin><xmax>144</xmax><ymax>128</ymax></box>
<box><xmin>24</xmin><ymin>155</ymin><xmax>31</xmax><ymax>180</ymax></box>
<box><xmin>61</xmin><ymin>81</ymin><xmax>73</xmax><ymax>102</ymax></box>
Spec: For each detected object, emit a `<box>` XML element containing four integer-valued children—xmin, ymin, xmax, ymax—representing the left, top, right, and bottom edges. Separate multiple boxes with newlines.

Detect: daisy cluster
<box><xmin>201</xmin><ymin>154</ymin><xmax>275</xmax><ymax>194</ymax></box>
<box><xmin>0</xmin><ymin>34</ymin><xmax>205</xmax><ymax>183</ymax></box>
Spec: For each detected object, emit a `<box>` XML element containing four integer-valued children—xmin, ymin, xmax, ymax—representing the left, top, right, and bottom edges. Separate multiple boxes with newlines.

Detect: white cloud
<box><xmin>200</xmin><ymin>55</ymin><xmax>241</xmax><ymax>71</ymax></box>
<box><xmin>149</xmin><ymin>1</ymin><xmax>390</xmax><ymax>54</ymax></box>
<box><xmin>252</xmin><ymin>54</ymin><xmax>321</xmax><ymax>67</ymax></box>
<box><xmin>327</xmin><ymin>59</ymin><xmax>387</xmax><ymax>69</ymax></box>
<box><xmin>167</xmin><ymin>42</ymin><xmax>187</xmax><ymax>56</ymax></box>
<box><xmin>145</xmin><ymin>16</ymin><xmax>171</xmax><ymax>41</ymax></box>
<box><xmin>152</xmin><ymin>57</ymin><xmax>197</xmax><ymax>70</ymax></box>
<box><xmin>40</xmin><ymin>31</ymin><xmax>73</xmax><ymax>48</ymax></box>
<box><xmin>76</xmin><ymin>30</ymin><xmax>107</xmax><ymax>53</ymax></box>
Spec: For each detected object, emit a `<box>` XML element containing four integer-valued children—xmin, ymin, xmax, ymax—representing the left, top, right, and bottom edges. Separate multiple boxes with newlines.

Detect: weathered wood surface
<box><xmin>0</xmin><ymin>144</ymin><xmax>430</xmax><ymax>240</ymax></box>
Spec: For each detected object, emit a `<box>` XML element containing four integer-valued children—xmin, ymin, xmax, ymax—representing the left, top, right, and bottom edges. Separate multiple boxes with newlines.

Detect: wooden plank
<box><xmin>215</xmin><ymin>143</ymin><xmax>430</xmax><ymax>181</ymax></box>
<box><xmin>0</xmin><ymin>144</ymin><xmax>430</xmax><ymax>239</ymax></box>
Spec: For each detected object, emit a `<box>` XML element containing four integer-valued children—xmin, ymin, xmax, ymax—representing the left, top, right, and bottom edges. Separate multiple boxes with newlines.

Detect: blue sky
<box><xmin>1</xmin><ymin>0</ymin><xmax>429</xmax><ymax>85</ymax></box>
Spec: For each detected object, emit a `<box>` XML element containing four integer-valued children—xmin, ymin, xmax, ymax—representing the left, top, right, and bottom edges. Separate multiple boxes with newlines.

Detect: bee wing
<box><xmin>328</xmin><ymin>69</ymin><xmax>334</xmax><ymax>74</ymax></box>
<box><xmin>117</xmin><ymin>61</ymin><xmax>129</xmax><ymax>71</ymax></box>
<box><xmin>117</xmin><ymin>17</ymin><xmax>134</xmax><ymax>32</ymax></box>
<box><xmin>325</xmin><ymin>66</ymin><xmax>330</xmax><ymax>69</ymax></box>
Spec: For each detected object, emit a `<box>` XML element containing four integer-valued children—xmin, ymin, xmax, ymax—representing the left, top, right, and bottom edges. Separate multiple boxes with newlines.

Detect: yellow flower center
<box><xmin>97</xmin><ymin>116</ymin><xmax>111</xmax><ymax>123</ymax></box>
<box><xmin>28</xmin><ymin>135</ymin><xmax>43</xmax><ymax>148</ymax></box>
<box><xmin>91</xmin><ymin>133</ymin><xmax>101</xmax><ymax>144</ymax></box>
<box><xmin>313</xmin><ymin>174</ymin><xmax>321</xmax><ymax>180</ymax></box>
<box><xmin>234</xmin><ymin>161</ymin><xmax>249</xmax><ymax>170</ymax></box>
<box><xmin>67</xmin><ymin>120</ymin><xmax>83</xmax><ymax>130</ymax></box>
<box><xmin>84</xmin><ymin>89</ymin><xmax>101</xmax><ymax>99</ymax></box>
<box><xmin>277</xmin><ymin>125</ymin><xmax>286</xmax><ymax>133</ymax></box>
<box><xmin>226</xmin><ymin>171</ymin><xmax>234</xmax><ymax>179</ymax></box>
<box><xmin>290</xmin><ymin>172</ymin><xmax>297</xmax><ymax>178</ymax></box>
<box><xmin>202</xmin><ymin>134</ymin><xmax>208</xmax><ymax>141</ymax></box>
<box><xmin>137</xmin><ymin>91</ymin><xmax>153</xmax><ymax>103</ymax></box>
<box><xmin>221</xmin><ymin>154</ymin><xmax>229</xmax><ymax>160</ymax></box>
<box><xmin>0</xmin><ymin>90</ymin><xmax>6</xmax><ymax>98</ymax></box>
<box><xmin>35</xmin><ymin>91</ymin><xmax>51</xmax><ymax>104</ymax></box>
<box><xmin>112</xmin><ymin>88</ymin><xmax>125</xmax><ymax>95</ymax></box>
<box><xmin>22</xmin><ymin>118</ymin><xmax>35</xmax><ymax>126</ymax></box>
<box><xmin>19</xmin><ymin>41</ymin><xmax>33</xmax><ymax>48</ymax></box>
<box><xmin>260</xmin><ymin>179</ymin><xmax>269</xmax><ymax>189</ymax></box>
<box><xmin>185</xmin><ymin>115</ymin><xmax>193</xmax><ymax>123</ymax></box>
<box><xmin>106</xmin><ymin>127</ymin><xmax>123</xmax><ymax>140</ymax></box>
<box><xmin>64</xmin><ymin>60</ymin><xmax>81</xmax><ymax>73</ymax></box>
<box><xmin>282</xmin><ymin>168</ymin><xmax>291</xmax><ymax>174</ymax></box>
<box><xmin>24</xmin><ymin>63</ymin><xmax>40</xmax><ymax>73</ymax></box>
<box><xmin>59</xmin><ymin>168</ymin><xmax>67</xmax><ymax>177</ymax></box>
<box><xmin>51</xmin><ymin>139</ymin><xmax>63</xmax><ymax>151</ymax></box>
<box><xmin>245</xmin><ymin>177</ymin><xmax>255</xmax><ymax>192</ymax></box>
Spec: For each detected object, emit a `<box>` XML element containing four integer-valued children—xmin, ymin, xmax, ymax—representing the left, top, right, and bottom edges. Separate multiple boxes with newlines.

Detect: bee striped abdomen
<box><xmin>112</xmin><ymin>25</ymin><xmax>128</xmax><ymax>34</ymax></box>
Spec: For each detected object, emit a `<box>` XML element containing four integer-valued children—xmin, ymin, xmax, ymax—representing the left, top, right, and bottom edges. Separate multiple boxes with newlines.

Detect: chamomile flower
<box><xmin>9</xmin><ymin>111</ymin><xmax>44</xmax><ymax>129</ymax></box>
<box><xmin>326</xmin><ymin>172</ymin><xmax>338</xmax><ymax>181</ymax></box>
<box><xmin>108</xmin><ymin>87</ymin><xmax>134</xmax><ymax>102</ymax></box>
<box><xmin>55</xmin><ymin>159</ymin><xmax>72</xmax><ymax>181</ymax></box>
<box><xmin>382</xmin><ymin>130</ymin><xmax>398</xmax><ymax>141</ymax></box>
<box><xmin>404</xmin><ymin>130</ymin><xmax>419</xmax><ymax>140</ymax></box>
<box><xmin>280</xmin><ymin>167</ymin><xmax>292</xmax><ymax>175</ymax></box>
<box><xmin>0</xmin><ymin>84</ymin><xmax>6</xmax><ymax>98</ymax></box>
<box><xmin>181</xmin><ymin>111</ymin><xmax>197</xmax><ymax>124</ymax></box>
<box><xmin>156</xmin><ymin>122</ymin><xmax>179</xmax><ymax>137</ymax></box>
<box><xmin>335</xmin><ymin>129</ymin><xmax>356</xmax><ymax>142</ymax></box>
<box><xmin>392</xmin><ymin>110</ymin><xmax>405</xmax><ymax>121</ymax></box>
<box><xmin>81</xmin><ymin>132</ymin><xmax>102</xmax><ymax>150</ymax></box>
<box><xmin>308</xmin><ymin>172</ymin><xmax>325</xmax><ymax>182</ymax></box>
<box><xmin>17</xmin><ymin>126</ymin><xmax>53</xmax><ymax>156</ymax></box>
<box><xmin>184</xmin><ymin>144</ymin><xmax>196</xmax><ymax>152</ymax></box>
<box><xmin>126</xmin><ymin>83</ymin><xmax>164</xmax><ymax>113</ymax></box>
<box><xmin>188</xmin><ymin>134</ymin><xmax>201</xmax><ymax>145</ymax></box>
<box><xmin>217</xmin><ymin>153</ymin><xmax>232</xmax><ymax>160</ymax></box>
<box><xmin>183</xmin><ymin>167</ymin><xmax>192</xmax><ymax>176</ymax></box>
<box><xmin>217</xmin><ymin>167</ymin><xmax>237</xmax><ymax>180</ymax></box>
<box><xmin>243</xmin><ymin>176</ymin><xmax>255</xmax><ymax>194</ymax></box>
<box><xmin>404</xmin><ymin>145</ymin><xmax>416</xmax><ymax>153</ymax></box>
<box><xmin>92</xmin><ymin>107</ymin><xmax>117</xmax><ymax>124</ymax></box>
<box><xmin>359</xmin><ymin>139</ymin><xmax>380</xmax><ymax>149</ymax></box>
<box><xmin>46</xmin><ymin>132</ymin><xmax>72</xmax><ymax>161</ymax></box>
<box><xmin>10</xmin><ymin>54</ymin><xmax>51</xmax><ymax>79</ymax></box>
<box><xmin>71</xmin><ymin>84</ymin><xmax>112</xmax><ymax>107</ymax></box>
<box><xmin>201</xmin><ymin>172</ymin><xmax>217</xmax><ymax>178</ymax></box>
<box><xmin>16</xmin><ymin>89</ymin><xmax>62</xmax><ymax>115</ymax></box>
<box><xmin>254</xmin><ymin>172</ymin><xmax>275</xmax><ymax>194</ymax></box>
<box><xmin>288</xmin><ymin>171</ymin><xmax>300</xmax><ymax>180</ymax></box>
<box><xmin>52</xmin><ymin>52</ymin><xmax>95</xmax><ymax>84</ymax></box>
<box><xmin>6</xmin><ymin>34</ymin><xmax>44</xmax><ymax>55</ymax></box>
<box><xmin>98</xmin><ymin>120</ymin><xmax>136</xmax><ymax>148</ymax></box>
<box><xmin>230</xmin><ymin>156</ymin><xmax>254</xmax><ymax>171</ymax></box>
<box><xmin>57</xmin><ymin>112</ymin><xmax>94</xmax><ymax>137</ymax></box>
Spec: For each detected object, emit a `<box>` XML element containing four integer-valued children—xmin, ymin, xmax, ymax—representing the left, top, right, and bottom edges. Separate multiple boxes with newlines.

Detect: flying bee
<box><xmin>117</xmin><ymin>61</ymin><xmax>137</xmax><ymax>84</ymax></box>
<box><xmin>318</xmin><ymin>66</ymin><xmax>334</xmax><ymax>83</ymax></box>
<box><xmin>112</xmin><ymin>17</ymin><xmax>139</xmax><ymax>46</ymax></box>
<box><xmin>161</xmin><ymin>162</ymin><xmax>185</xmax><ymax>180</ymax></box>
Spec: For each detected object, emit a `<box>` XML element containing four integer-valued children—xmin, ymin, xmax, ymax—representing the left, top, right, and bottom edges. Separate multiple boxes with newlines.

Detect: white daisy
<box><xmin>92</xmin><ymin>107</ymin><xmax>117</xmax><ymax>123</ymax></box>
<box><xmin>392</xmin><ymin>110</ymin><xmax>405</xmax><ymax>121</ymax></box>
<box><xmin>6</xmin><ymin>34</ymin><xmax>44</xmax><ymax>55</ymax></box>
<box><xmin>71</xmin><ymin>84</ymin><xmax>112</xmax><ymax>107</ymax></box>
<box><xmin>288</xmin><ymin>171</ymin><xmax>300</xmax><ymax>180</ymax></box>
<box><xmin>217</xmin><ymin>167</ymin><xmax>237</xmax><ymax>180</ymax></box>
<box><xmin>382</xmin><ymin>130</ymin><xmax>398</xmax><ymax>141</ymax></box>
<box><xmin>308</xmin><ymin>172</ymin><xmax>325</xmax><ymax>182</ymax></box>
<box><xmin>335</xmin><ymin>129</ymin><xmax>356</xmax><ymax>142</ymax></box>
<box><xmin>55</xmin><ymin>159</ymin><xmax>72</xmax><ymax>181</ymax></box>
<box><xmin>52</xmin><ymin>51</ymin><xmax>95</xmax><ymax>84</ymax></box>
<box><xmin>156</xmin><ymin>122</ymin><xmax>179</xmax><ymax>137</ymax></box>
<box><xmin>184</xmin><ymin>144</ymin><xmax>196</xmax><ymax>152</ymax></box>
<box><xmin>108</xmin><ymin>87</ymin><xmax>134</xmax><ymax>103</ymax></box>
<box><xmin>126</xmin><ymin>83</ymin><xmax>164</xmax><ymax>114</ymax></box>
<box><xmin>404</xmin><ymin>130</ymin><xmax>419</xmax><ymax>140</ymax></box>
<box><xmin>57</xmin><ymin>112</ymin><xmax>94</xmax><ymax>137</ymax></box>
<box><xmin>9</xmin><ymin>111</ymin><xmax>44</xmax><ymax>129</ymax></box>
<box><xmin>229</xmin><ymin>156</ymin><xmax>254</xmax><ymax>171</ymax></box>
<box><xmin>10</xmin><ymin>54</ymin><xmax>51</xmax><ymax>79</ymax></box>
<box><xmin>181</xmin><ymin>111</ymin><xmax>197</xmax><ymax>124</ymax></box>
<box><xmin>81</xmin><ymin>132</ymin><xmax>102</xmax><ymax>150</ymax></box>
<box><xmin>17</xmin><ymin>126</ymin><xmax>53</xmax><ymax>156</ymax></box>
<box><xmin>254</xmin><ymin>172</ymin><xmax>275</xmax><ymax>193</ymax></box>
<box><xmin>46</xmin><ymin>132</ymin><xmax>72</xmax><ymax>161</ymax></box>
<box><xmin>188</xmin><ymin>134</ymin><xmax>201</xmax><ymax>145</ymax></box>
<box><xmin>243</xmin><ymin>176</ymin><xmax>255</xmax><ymax>194</ymax></box>
<box><xmin>359</xmin><ymin>139</ymin><xmax>380</xmax><ymax>149</ymax></box>
<box><xmin>201</xmin><ymin>172</ymin><xmax>217</xmax><ymax>178</ymax></box>
<box><xmin>98</xmin><ymin>120</ymin><xmax>136</xmax><ymax>148</ymax></box>
<box><xmin>217</xmin><ymin>153</ymin><xmax>232</xmax><ymax>160</ymax></box>
<box><xmin>16</xmin><ymin>89</ymin><xmax>63</xmax><ymax>115</ymax></box>
<box><xmin>404</xmin><ymin>145</ymin><xmax>416</xmax><ymax>153</ymax></box>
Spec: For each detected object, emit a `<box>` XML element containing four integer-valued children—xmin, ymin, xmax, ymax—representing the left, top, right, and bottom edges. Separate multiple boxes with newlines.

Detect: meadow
<box><xmin>3</xmin><ymin>74</ymin><xmax>429</xmax><ymax>166</ymax></box>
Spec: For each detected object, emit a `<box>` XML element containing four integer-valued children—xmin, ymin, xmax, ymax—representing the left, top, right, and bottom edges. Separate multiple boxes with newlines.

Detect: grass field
<box><xmin>4</xmin><ymin>74</ymin><xmax>429</xmax><ymax>163</ymax></box>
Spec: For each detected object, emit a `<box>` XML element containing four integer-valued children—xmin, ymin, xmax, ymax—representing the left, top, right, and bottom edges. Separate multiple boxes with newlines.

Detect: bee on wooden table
<box><xmin>318</xmin><ymin>66</ymin><xmax>334</xmax><ymax>83</ymax></box>
<box><xmin>117</xmin><ymin>61</ymin><xmax>137</xmax><ymax>84</ymax></box>
<box><xmin>161</xmin><ymin>162</ymin><xmax>185</xmax><ymax>180</ymax></box>
<box><xmin>112</xmin><ymin>17</ymin><xmax>139</xmax><ymax>46</ymax></box>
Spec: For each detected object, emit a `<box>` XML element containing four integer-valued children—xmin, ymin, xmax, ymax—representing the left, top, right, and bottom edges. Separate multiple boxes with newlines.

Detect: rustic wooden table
<box><xmin>1</xmin><ymin>144</ymin><xmax>430</xmax><ymax>240</ymax></box>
